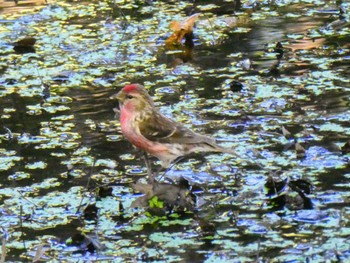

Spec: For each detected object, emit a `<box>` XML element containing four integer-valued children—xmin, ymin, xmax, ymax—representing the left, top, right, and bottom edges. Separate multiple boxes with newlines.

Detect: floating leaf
<box><xmin>165</xmin><ymin>13</ymin><xmax>200</xmax><ymax>47</ymax></box>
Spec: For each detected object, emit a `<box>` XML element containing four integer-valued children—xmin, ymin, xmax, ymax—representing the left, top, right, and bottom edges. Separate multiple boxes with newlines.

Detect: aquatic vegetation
<box><xmin>0</xmin><ymin>0</ymin><xmax>349</xmax><ymax>262</ymax></box>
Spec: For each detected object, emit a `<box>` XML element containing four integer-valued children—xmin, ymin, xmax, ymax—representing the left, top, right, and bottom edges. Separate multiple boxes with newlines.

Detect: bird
<box><xmin>111</xmin><ymin>83</ymin><xmax>237</xmax><ymax>180</ymax></box>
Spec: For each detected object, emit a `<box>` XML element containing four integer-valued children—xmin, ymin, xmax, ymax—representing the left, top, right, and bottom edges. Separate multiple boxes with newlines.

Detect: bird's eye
<box><xmin>126</xmin><ymin>94</ymin><xmax>134</xmax><ymax>99</ymax></box>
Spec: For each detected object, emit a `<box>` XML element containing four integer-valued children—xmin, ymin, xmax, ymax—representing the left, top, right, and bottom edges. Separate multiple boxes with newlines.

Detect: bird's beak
<box><xmin>109</xmin><ymin>90</ymin><xmax>124</xmax><ymax>102</ymax></box>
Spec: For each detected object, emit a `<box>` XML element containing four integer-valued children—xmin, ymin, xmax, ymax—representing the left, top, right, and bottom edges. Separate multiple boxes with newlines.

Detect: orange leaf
<box><xmin>179</xmin><ymin>13</ymin><xmax>200</xmax><ymax>33</ymax></box>
<box><xmin>165</xmin><ymin>13</ymin><xmax>200</xmax><ymax>47</ymax></box>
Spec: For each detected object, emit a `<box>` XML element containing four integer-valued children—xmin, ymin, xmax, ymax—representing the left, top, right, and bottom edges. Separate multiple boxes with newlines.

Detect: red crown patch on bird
<box><xmin>123</xmin><ymin>84</ymin><xmax>142</xmax><ymax>93</ymax></box>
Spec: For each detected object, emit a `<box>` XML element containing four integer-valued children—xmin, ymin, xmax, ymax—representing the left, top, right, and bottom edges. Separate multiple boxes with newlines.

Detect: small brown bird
<box><xmin>112</xmin><ymin>84</ymin><xmax>236</xmax><ymax>175</ymax></box>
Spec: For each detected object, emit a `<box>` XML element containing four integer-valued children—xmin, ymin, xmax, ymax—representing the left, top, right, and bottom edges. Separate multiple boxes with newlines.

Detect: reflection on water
<box><xmin>0</xmin><ymin>0</ymin><xmax>350</xmax><ymax>262</ymax></box>
<box><xmin>0</xmin><ymin>0</ymin><xmax>46</xmax><ymax>15</ymax></box>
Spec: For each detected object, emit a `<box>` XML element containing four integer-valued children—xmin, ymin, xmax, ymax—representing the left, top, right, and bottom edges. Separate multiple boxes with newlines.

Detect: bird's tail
<box><xmin>215</xmin><ymin>145</ymin><xmax>239</xmax><ymax>157</ymax></box>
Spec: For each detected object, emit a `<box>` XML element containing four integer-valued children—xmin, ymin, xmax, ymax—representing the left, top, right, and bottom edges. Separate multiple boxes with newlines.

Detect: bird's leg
<box><xmin>157</xmin><ymin>157</ymin><xmax>184</xmax><ymax>184</ymax></box>
<box><xmin>142</xmin><ymin>152</ymin><xmax>154</xmax><ymax>184</ymax></box>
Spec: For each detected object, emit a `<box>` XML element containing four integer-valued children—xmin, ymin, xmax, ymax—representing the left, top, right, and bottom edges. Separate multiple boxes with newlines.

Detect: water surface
<box><xmin>0</xmin><ymin>0</ymin><xmax>350</xmax><ymax>262</ymax></box>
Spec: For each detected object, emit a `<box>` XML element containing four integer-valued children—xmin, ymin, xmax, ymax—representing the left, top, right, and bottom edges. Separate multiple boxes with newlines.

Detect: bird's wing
<box><xmin>139</xmin><ymin>111</ymin><xmax>214</xmax><ymax>145</ymax></box>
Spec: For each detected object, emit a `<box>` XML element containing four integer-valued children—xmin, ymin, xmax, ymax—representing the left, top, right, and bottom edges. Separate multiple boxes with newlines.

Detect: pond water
<box><xmin>0</xmin><ymin>0</ymin><xmax>350</xmax><ymax>262</ymax></box>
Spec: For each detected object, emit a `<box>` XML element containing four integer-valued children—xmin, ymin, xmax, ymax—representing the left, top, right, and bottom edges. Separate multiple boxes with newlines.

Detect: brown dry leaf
<box><xmin>13</xmin><ymin>37</ymin><xmax>36</xmax><ymax>47</ymax></box>
<box><xmin>131</xmin><ymin>180</ymin><xmax>194</xmax><ymax>209</ymax></box>
<box><xmin>131</xmin><ymin>183</ymin><xmax>153</xmax><ymax>198</ymax></box>
<box><xmin>281</xmin><ymin>126</ymin><xmax>292</xmax><ymax>138</ymax></box>
<box><xmin>341</xmin><ymin>141</ymin><xmax>350</xmax><ymax>154</ymax></box>
<box><xmin>169</xmin><ymin>20</ymin><xmax>181</xmax><ymax>32</ymax></box>
<box><xmin>165</xmin><ymin>13</ymin><xmax>200</xmax><ymax>47</ymax></box>
<box><xmin>295</xmin><ymin>142</ymin><xmax>306</xmax><ymax>158</ymax></box>
<box><xmin>13</xmin><ymin>37</ymin><xmax>37</xmax><ymax>54</ymax></box>
<box><xmin>295</xmin><ymin>142</ymin><xmax>305</xmax><ymax>152</ymax></box>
